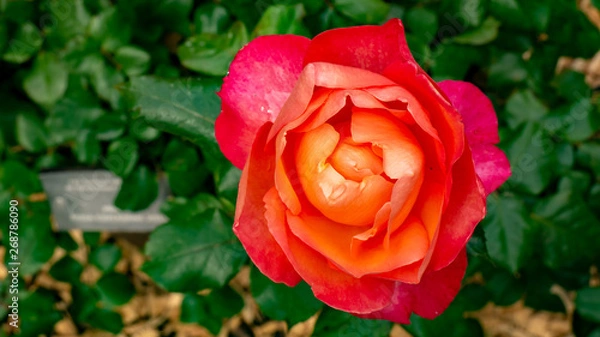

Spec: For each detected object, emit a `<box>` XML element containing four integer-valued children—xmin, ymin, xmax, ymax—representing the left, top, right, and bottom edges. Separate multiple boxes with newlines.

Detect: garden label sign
<box><xmin>40</xmin><ymin>170</ymin><xmax>168</xmax><ymax>232</ymax></box>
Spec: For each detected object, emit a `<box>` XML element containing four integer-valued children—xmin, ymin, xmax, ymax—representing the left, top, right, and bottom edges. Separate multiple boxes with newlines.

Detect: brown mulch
<box><xmin>0</xmin><ymin>233</ymin><xmax>579</xmax><ymax>337</ymax></box>
<box><xmin>556</xmin><ymin>1</ymin><xmax>600</xmax><ymax>87</ymax></box>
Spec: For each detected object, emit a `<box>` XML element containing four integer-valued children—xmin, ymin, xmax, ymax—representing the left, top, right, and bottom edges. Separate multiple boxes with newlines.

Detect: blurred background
<box><xmin>0</xmin><ymin>0</ymin><xmax>600</xmax><ymax>336</ymax></box>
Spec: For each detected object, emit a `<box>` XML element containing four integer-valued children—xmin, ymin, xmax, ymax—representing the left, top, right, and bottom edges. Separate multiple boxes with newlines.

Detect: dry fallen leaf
<box><xmin>556</xmin><ymin>51</ymin><xmax>600</xmax><ymax>88</ymax></box>
<box><xmin>579</xmin><ymin>0</ymin><xmax>600</xmax><ymax>30</ymax></box>
<box><xmin>469</xmin><ymin>301</ymin><xmax>573</xmax><ymax>337</ymax></box>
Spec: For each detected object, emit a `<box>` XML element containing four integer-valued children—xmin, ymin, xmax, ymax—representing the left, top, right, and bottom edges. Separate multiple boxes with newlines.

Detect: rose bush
<box><xmin>215</xmin><ymin>19</ymin><xmax>511</xmax><ymax>323</ymax></box>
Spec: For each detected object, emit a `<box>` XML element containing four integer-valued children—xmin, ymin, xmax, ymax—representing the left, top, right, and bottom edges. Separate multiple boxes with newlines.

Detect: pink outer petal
<box><xmin>429</xmin><ymin>144</ymin><xmax>486</xmax><ymax>271</ymax></box>
<box><xmin>437</xmin><ymin>80</ymin><xmax>499</xmax><ymax>145</ymax></box>
<box><xmin>358</xmin><ymin>249</ymin><xmax>467</xmax><ymax>323</ymax></box>
<box><xmin>216</xmin><ymin>35</ymin><xmax>311</xmax><ymax>169</ymax></box>
<box><xmin>438</xmin><ymin>80</ymin><xmax>511</xmax><ymax>194</ymax></box>
<box><xmin>264</xmin><ymin>187</ymin><xmax>396</xmax><ymax>314</ymax></box>
<box><xmin>233</xmin><ymin>123</ymin><xmax>302</xmax><ymax>286</ymax></box>
<box><xmin>303</xmin><ymin>19</ymin><xmax>415</xmax><ymax>74</ymax></box>
<box><xmin>471</xmin><ymin>144</ymin><xmax>511</xmax><ymax>195</ymax></box>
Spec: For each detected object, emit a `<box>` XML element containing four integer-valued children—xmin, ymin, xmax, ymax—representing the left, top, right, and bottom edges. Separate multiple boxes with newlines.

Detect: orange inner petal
<box><xmin>295</xmin><ymin>123</ymin><xmax>393</xmax><ymax>226</ymax></box>
<box><xmin>287</xmin><ymin>210</ymin><xmax>429</xmax><ymax>278</ymax></box>
<box><xmin>329</xmin><ymin>137</ymin><xmax>384</xmax><ymax>181</ymax></box>
<box><xmin>351</xmin><ymin>108</ymin><xmax>424</xmax><ymax>180</ymax></box>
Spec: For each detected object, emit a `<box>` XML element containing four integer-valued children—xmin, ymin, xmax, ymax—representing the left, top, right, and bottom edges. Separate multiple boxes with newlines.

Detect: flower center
<box><xmin>294</xmin><ymin>109</ymin><xmax>424</xmax><ymax>227</ymax></box>
<box><xmin>329</xmin><ymin>137</ymin><xmax>384</xmax><ymax>182</ymax></box>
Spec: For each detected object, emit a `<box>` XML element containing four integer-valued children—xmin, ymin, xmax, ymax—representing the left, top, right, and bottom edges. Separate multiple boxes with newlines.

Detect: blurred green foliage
<box><xmin>0</xmin><ymin>0</ymin><xmax>599</xmax><ymax>336</ymax></box>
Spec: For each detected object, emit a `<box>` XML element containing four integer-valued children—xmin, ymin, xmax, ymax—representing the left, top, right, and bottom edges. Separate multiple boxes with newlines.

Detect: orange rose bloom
<box><xmin>216</xmin><ymin>19</ymin><xmax>510</xmax><ymax>322</ymax></box>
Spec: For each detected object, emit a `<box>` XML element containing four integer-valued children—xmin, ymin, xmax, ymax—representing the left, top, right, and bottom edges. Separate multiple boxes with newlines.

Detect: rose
<box><xmin>215</xmin><ymin>19</ymin><xmax>510</xmax><ymax>322</ymax></box>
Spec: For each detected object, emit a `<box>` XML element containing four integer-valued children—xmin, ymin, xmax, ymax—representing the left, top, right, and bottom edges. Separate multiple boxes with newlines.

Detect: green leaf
<box><xmin>253</xmin><ymin>4</ymin><xmax>310</xmax><ymax>37</ymax></box>
<box><xmin>313</xmin><ymin>6</ymin><xmax>355</xmax><ymax>31</ymax></box>
<box><xmin>453</xmin><ymin>284</ymin><xmax>491</xmax><ymax>312</ymax></box>
<box><xmin>180</xmin><ymin>293</ymin><xmax>205</xmax><ymax>323</ymax></box>
<box><xmin>453</xmin><ymin>16</ymin><xmax>500</xmax><ymax>45</ymax></box>
<box><xmin>488</xmin><ymin>0</ymin><xmax>528</xmax><ymax>31</ymax></box>
<box><xmin>71</xmin><ymin>283</ymin><xmax>99</xmax><ymax>323</ymax></box>
<box><xmin>0</xmin><ymin>160</ymin><xmax>43</xmax><ymax>198</ymax></box>
<box><xmin>193</xmin><ymin>3</ymin><xmax>232</xmax><ymax>34</ymax></box>
<box><xmin>482</xmin><ymin>195</ymin><xmax>535</xmax><ymax>273</ymax></box>
<box><xmin>544</xmin><ymin>98</ymin><xmax>599</xmax><ymax>143</ymax></box>
<box><xmin>0</xmin><ymin>129</ymin><xmax>4</xmax><ymax>156</ymax></box>
<box><xmin>14</xmin><ymin>214</ymin><xmax>57</xmax><ymax>276</ymax></box>
<box><xmin>142</xmin><ymin>209</ymin><xmax>247</xmax><ymax>292</ymax></box>
<box><xmin>205</xmin><ymin>285</ymin><xmax>245</xmax><ymax>318</ymax></box>
<box><xmin>333</xmin><ymin>0</ymin><xmax>390</xmax><ymax>24</ymax></box>
<box><xmin>94</xmin><ymin>112</ymin><xmax>127</xmax><ymax>141</ymax></box>
<box><xmin>154</xmin><ymin>63</ymin><xmax>180</xmax><ymax>78</ymax></box>
<box><xmin>491</xmin><ymin>1</ymin><xmax>550</xmax><ymax>32</ymax></box>
<box><xmin>181</xmin><ymin>286</ymin><xmax>244</xmax><ymax>334</ymax></box>
<box><xmin>524</xmin><ymin>2</ymin><xmax>551</xmax><ymax>32</ymax></box>
<box><xmin>105</xmin><ymin>138</ymin><xmax>139</xmax><ymax>177</ymax></box>
<box><xmin>452</xmin><ymin>0</ymin><xmax>486</xmax><ymax>27</ymax></box>
<box><xmin>83</xmin><ymin>232</ymin><xmax>102</xmax><ymax>247</ymax></box>
<box><xmin>505</xmin><ymin>89</ymin><xmax>548</xmax><ymax>129</ymax></box>
<box><xmin>88</xmin><ymin>7</ymin><xmax>132</xmax><ymax>52</ymax></box>
<box><xmin>162</xmin><ymin>139</ymin><xmax>200</xmax><ymax>171</ymax></box>
<box><xmin>467</xmin><ymin>225</ymin><xmax>489</xmax><ymax>259</ymax></box>
<box><xmin>522</xmin><ymin>265</ymin><xmax>566</xmax><ymax>312</ymax></box>
<box><xmin>129</xmin><ymin>119</ymin><xmax>160</xmax><ymax>143</ymax></box>
<box><xmin>215</xmin><ymin>164</ymin><xmax>241</xmax><ymax>203</ymax></box>
<box><xmin>589</xmin><ymin>184</ymin><xmax>600</xmax><ymax>217</ymax></box>
<box><xmin>89</xmin><ymin>245</ymin><xmax>122</xmax><ymax>272</ymax></box>
<box><xmin>43</xmin><ymin>0</ymin><xmax>90</xmax><ymax>49</ymax></box>
<box><xmin>576</xmin><ymin>288</ymin><xmax>600</xmax><ymax>323</ymax></box>
<box><xmin>36</xmin><ymin>152</ymin><xmax>66</xmax><ymax>171</ymax></box>
<box><xmin>502</xmin><ymin>122</ymin><xmax>556</xmax><ymax>194</ymax></box>
<box><xmin>577</xmin><ymin>142</ymin><xmax>600</xmax><ymax>178</ymax></box>
<box><xmin>558</xmin><ymin>171</ymin><xmax>591</xmax><ymax>196</ymax></box>
<box><xmin>96</xmin><ymin>272</ymin><xmax>135</xmax><ymax>307</ymax></box>
<box><xmin>114</xmin><ymin>165</ymin><xmax>158</xmax><ymax>211</ymax></box>
<box><xmin>178</xmin><ymin>21</ymin><xmax>248</xmax><ymax>76</ymax></box>
<box><xmin>56</xmin><ymin>232</ymin><xmax>79</xmax><ymax>251</ymax></box>
<box><xmin>554</xmin><ymin>71</ymin><xmax>591</xmax><ymax>102</ymax></box>
<box><xmin>488</xmin><ymin>52</ymin><xmax>527</xmax><ymax>87</ymax></box>
<box><xmin>250</xmin><ymin>265</ymin><xmax>322</xmax><ymax>325</ymax></box>
<box><xmin>144</xmin><ymin>0</ymin><xmax>193</xmax><ymax>35</ymax></box>
<box><xmin>130</xmin><ymin>119</ymin><xmax>161</xmax><ymax>142</ymax></box>
<box><xmin>2</xmin><ymin>0</ymin><xmax>35</xmax><ymax>23</ymax></box>
<box><xmin>23</xmin><ymin>53</ymin><xmax>69</xmax><ymax>106</ymax></box>
<box><xmin>86</xmin><ymin>308</ymin><xmax>124</xmax><ymax>334</ymax></box>
<box><xmin>80</xmin><ymin>54</ymin><xmax>125</xmax><ymax>109</ymax></box>
<box><xmin>125</xmin><ymin>76</ymin><xmax>225</xmax><ymax>167</ymax></box>
<box><xmin>2</xmin><ymin>21</ymin><xmax>43</xmax><ymax>64</ymax></box>
<box><xmin>404</xmin><ymin>7</ymin><xmax>438</xmax><ymax>44</ymax></box>
<box><xmin>74</xmin><ymin>130</ymin><xmax>101</xmax><ymax>164</ymax></box>
<box><xmin>49</xmin><ymin>255</ymin><xmax>84</xmax><ymax>284</ymax></box>
<box><xmin>19</xmin><ymin>289</ymin><xmax>62</xmax><ymax>337</ymax></box>
<box><xmin>46</xmin><ymin>75</ymin><xmax>104</xmax><ymax>144</ymax></box>
<box><xmin>409</xmin><ymin>317</ymin><xmax>483</xmax><ymax>337</ymax></box>
<box><xmin>431</xmin><ymin>43</ymin><xmax>482</xmax><ymax>81</ymax></box>
<box><xmin>115</xmin><ymin>45</ymin><xmax>151</xmax><ymax>76</ymax></box>
<box><xmin>485</xmin><ymin>269</ymin><xmax>525</xmax><ymax>306</ymax></box>
<box><xmin>555</xmin><ymin>142</ymin><xmax>575</xmax><ymax>175</ymax></box>
<box><xmin>167</xmin><ymin>168</ymin><xmax>208</xmax><ymax>197</ymax></box>
<box><xmin>160</xmin><ymin>193</ymin><xmax>224</xmax><ymax>221</ymax></box>
<box><xmin>312</xmin><ymin>307</ymin><xmax>393</xmax><ymax>337</ymax></box>
<box><xmin>16</xmin><ymin>112</ymin><xmax>47</xmax><ymax>152</ymax></box>
<box><xmin>406</xmin><ymin>292</ymin><xmax>485</xmax><ymax>337</ymax></box>
<box><xmin>534</xmin><ymin>178</ymin><xmax>600</xmax><ymax>269</ymax></box>
<box><xmin>0</xmin><ymin>20</ymin><xmax>8</xmax><ymax>54</ymax></box>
